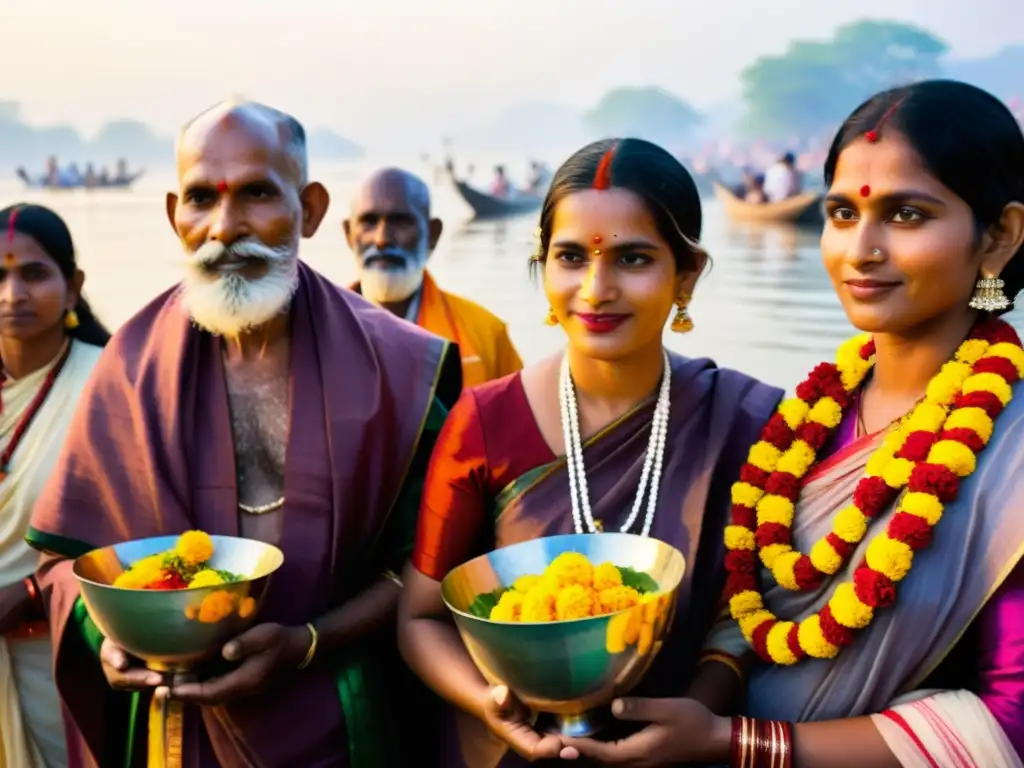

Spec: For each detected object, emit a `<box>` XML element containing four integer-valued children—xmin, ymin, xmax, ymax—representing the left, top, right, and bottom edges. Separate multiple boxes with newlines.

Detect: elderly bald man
<box><xmin>346</xmin><ymin>167</ymin><xmax>522</xmax><ymax>387</ymax></box>
<box><xmin>29</xmin><ymin>101</ymin><xmax>459</xmax><ymax>767</ymax></box>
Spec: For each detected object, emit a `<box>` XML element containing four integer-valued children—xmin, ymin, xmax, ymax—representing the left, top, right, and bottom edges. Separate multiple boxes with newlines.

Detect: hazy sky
<box><xmin>3</xmin><ymin>0</ymin><xmax>1021</xmax><ymax>147</ymax></box>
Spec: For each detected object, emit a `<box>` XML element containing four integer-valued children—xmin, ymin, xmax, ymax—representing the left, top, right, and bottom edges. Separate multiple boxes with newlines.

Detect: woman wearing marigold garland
<box><xmin>562</xmin><ymin>80</ymin><xmax>1024</xmax><ymax>767</ymax></box>
<box><xmin>397</xmin><ymin>138</ymin><xmax>784</xmax><ymax>767</ymax></box>
<box><xmin>0</xmin><ymin>204</ymin><xmax>110</xmax><ymax>767</ymax></box>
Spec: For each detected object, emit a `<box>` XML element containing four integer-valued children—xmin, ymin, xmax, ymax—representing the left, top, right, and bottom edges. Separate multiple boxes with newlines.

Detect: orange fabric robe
<box><xmin>354</xmin><ymin>272</ymin><xmax>522</xmax><ymax>388</ymax></box>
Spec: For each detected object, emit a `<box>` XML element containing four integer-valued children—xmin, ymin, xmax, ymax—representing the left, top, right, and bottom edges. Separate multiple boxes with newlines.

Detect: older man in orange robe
<box><xmin>345</xmin><ymin>168</ymin><xmax>522</xmax><ymax>387</ymax></box>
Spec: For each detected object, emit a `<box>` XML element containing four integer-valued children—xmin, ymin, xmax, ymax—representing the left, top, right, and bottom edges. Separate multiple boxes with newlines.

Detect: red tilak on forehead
<box><xmin>592</xmin><ymin>148</ymin><xmax>616</xmax><ymax>190</ymax></box>
<box><xmin>216</xmin><ymin>180</ymin><xmax>228</xmax><ymax>193</ymax></box>
<box><xmin>860</xmin><ymin>185</ymin><xmax>871</xmax><ymax>197</ymax></box>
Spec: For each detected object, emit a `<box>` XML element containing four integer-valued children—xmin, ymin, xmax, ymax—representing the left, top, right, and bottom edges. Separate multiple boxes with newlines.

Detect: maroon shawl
<box><xmin>29</xmin><ymin>262</ymin><xmax>460</xmax><ymax>767</ymax></box>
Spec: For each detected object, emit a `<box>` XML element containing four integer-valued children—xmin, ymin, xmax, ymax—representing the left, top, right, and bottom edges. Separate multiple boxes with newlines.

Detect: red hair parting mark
<box><xmin>865</xmin><ymin>100</ymin><xmax>903</xmax><ymax>143</ymax></box>
<box><xmin>6</xmin><ymin>206</ymin><xmax>19</xmax><ymax>243</ymax></box>
<box><xmin>592</xmin><ymin>146</ymin><xmax>617</xmax><ymax>190</ymax></box>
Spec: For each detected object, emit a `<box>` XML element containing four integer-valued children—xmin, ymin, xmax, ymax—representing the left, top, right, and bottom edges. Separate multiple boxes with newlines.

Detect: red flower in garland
<box><xmin>797</xmin><ymin>421</ymin><xmax>832</xmax><ymax>451</ymax></box>
<box><xmin>973</xmin><ymin>355</ymin><xmax>1020</xmax><ymax>383</ymax></box>
<box><xmin>725</xmin><ymin>550</ymin><xmax>757</xmax><ymax>574</ymax></box>
<box><xmin>897</xmin><ymin>431</ymin><xmax>938</xmax><ymax>462</ymax></box>
<box><xmin>818</xmin><ymin>605</ymin><xmax>856</xmax><ymax>647</ymax></box>
<box><xmin>793</xmin><ymin>557</ymin><xmax>824</xmax><ymax>590</ymax></box>
<box><xmin>731</xmin><ymin>504</ymin><xmax>757</xmax><ymax>529</ymax></box>
<box><xmin>765</xmin><ymin>472</ymin><xmax>801</xmax><ymax>501</ymax></box>
<box><xmin>756</xmin><ymin>523</ymin><xmax>791</xmax><ymax>548</ymax></box>
<box><xmin>888</xmin><ymin>512</ymin><xmax>933</xmax><ymax>550</ymax></box>
<box><xmin>853</xmin><ymin>567</ymin><xmax>896</xmax><ymax>608</ymax></box>
<box><xmin>761</xmin><ymin>414</ymin><xmax>795</xmax><ymax>450</ymax></box>
<box><xmin>908</xmin><ymin>463</ymin><xmax>960</xmax><ymax>501</ymax></box>
<box><xmin>853</xmin><ymin>475</ymin><xmax>897</xmax><ymax>516</ymax></box>
<box><xmin>954</xmin><ymin>390</ymin><xmax>1004</xmax><ymax>419</ymax></box>
<box><xmin>740</xmin><ymin>464</ymin><xmax>770</xmax><ymax>487</ymax></box>
<box><xmin>940</xmin><ymin>427</ymin><xmax>985</xmax><ymax>454</ymax></box>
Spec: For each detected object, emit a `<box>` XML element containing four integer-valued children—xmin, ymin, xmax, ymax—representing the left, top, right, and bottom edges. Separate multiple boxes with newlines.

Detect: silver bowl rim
<box><xmin>441</xmin><ymin>532</ymin><xmax>686</xmax><ymax>626</ymax></box>
<box><xmin>72</xmin><ymin>534</ymin><xmax>285</xmax><ymax>593</ymax></box>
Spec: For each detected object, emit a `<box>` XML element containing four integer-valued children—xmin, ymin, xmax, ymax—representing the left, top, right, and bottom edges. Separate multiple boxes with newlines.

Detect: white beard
<box><xmin>180</xmin><ymin>239</ymin><xmax>299</xmax><ymax>337</ymax></box>
<box><xmin>359</xmin><ymin>263</ymin><xmax>426</xmax><ymax>304</ymax></box>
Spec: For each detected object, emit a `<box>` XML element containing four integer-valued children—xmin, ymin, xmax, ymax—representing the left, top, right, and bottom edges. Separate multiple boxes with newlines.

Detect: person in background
<box><xmin>491</xmin><ymin>165</ymin><xmax>512</xmax><ymax>198</ymax></box>
<box><xmin>28</xmin><ymin>100</ymin><xmax>460</xmax><ymax>768</ymax></box>
<box><xmin>563</xmin><ymin>79</ymin><xmax>1024</xmax><ymax>768</ymax></box>
<box><xmin>398</xmin><ymin>137</ymin><xmax>782</xmax><ymax>767</ymax></box>
<box><xmin>763</xmin><ymin>151</ymin><xmax>801</xmax><ymax>203</ymax></box>
<box><xmin>346</xmin><ymin>167</ymin><xmax>523</xmax><ymax>387</ymax></box>
<box><xmin>0</xmin><ymin>203</ymin><xmax>111</xmax><ymax>768</ymax></box>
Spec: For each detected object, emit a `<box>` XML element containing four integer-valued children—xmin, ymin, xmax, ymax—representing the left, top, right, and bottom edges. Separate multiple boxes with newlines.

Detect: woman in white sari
<box><xmin>0</xmin><ymin>203</ymin><xmax>110</xmax><ymax>768</ymax></box>
<box><xmin>561</xmin><ymin>81</ymin><xmax>1024</xmax><ymax>767</ymax></box>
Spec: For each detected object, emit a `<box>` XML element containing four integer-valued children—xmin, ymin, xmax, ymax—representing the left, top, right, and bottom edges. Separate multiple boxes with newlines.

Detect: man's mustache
<box><xmin>360</xmin><ymin>245</ymin><xmax>420</xmax><ymax>269</ymax></box>
<box><xmin>192</xmin><ymin>239</ymin><xmax>292</xmax><ymax>271</ymax></box>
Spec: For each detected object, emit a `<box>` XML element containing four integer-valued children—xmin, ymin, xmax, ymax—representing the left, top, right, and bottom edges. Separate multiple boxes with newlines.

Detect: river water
<box><xmin>4</xmin><ymin>159</ymin><xmax>1021</xmax><ymax>391</ymax></box>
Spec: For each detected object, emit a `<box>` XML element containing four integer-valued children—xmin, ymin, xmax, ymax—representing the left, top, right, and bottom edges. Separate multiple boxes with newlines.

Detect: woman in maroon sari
<box><xmin>397</xmin><ymin>138</ymin><xmax>784</xmax><ymax>766</ymax></box>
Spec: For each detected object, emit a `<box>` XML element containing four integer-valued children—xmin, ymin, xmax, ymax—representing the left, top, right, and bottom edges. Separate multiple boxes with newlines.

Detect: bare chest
<box><xmin>223</xmin><ymin>359</ymin><xmax>290</xmax><ymax>507</ymax></box>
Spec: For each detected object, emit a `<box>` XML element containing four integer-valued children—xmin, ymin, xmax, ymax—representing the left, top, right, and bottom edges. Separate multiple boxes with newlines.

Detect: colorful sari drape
<box><xmin>705</xmin><ymin>391</ymin><xmax>1024</xmax><ymax>765</ymax></box>
<box><xmin>413</xmin><ymin>353</ymin><xmax>783</xmax><ymax>767</ymax></box>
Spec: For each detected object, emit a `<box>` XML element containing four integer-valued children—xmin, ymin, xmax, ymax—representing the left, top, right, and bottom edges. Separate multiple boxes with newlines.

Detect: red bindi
<box><xmin>4</xmin><ymin>253</ymin><xmax>14</xmax><ymax>265</ymax></box>
<box><xmin>859</xmin><ymin>185</ymin><xmax>871</xmax><ymax>197</ymax></box>
<box><xmin>216</xmin><ymin>180</ymin><xmax>228</xmax><ymax>193</ymax></box>
<box><xmin>592</xmin><ymin>235</ymin><xmax>602</xmax><ymax>245</ymax></box>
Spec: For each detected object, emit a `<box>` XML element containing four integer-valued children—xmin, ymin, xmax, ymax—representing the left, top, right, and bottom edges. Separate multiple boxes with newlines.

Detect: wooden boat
<box><xmin>713</xmin><ymin>182</ymin><xmax>823</xmax><ymax>225</ymax></box>
<box><xmin>451</xmin><ymin>177</ymin><xmax>544</xmax><ymax>219</ymax></box>
<box><xmin>16</xmin><ymin>168</ymin><xmax>145</xmax><ymax>190</ymax></box>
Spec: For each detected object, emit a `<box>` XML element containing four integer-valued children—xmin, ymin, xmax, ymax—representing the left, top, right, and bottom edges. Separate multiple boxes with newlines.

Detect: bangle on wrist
<box><xmin>297</xmin><ymin>622</ymin><xmax>319</xmax><ymax>670</ymax></box>
<box><xmin>730</xmin><ymin>716</ymin><xmax>794</xmax><ymax>768</ymax></box>
<box><xmin>698</xmin><ymin>651</ymin><xmax>745</xmax><ymax>681</ymax></box>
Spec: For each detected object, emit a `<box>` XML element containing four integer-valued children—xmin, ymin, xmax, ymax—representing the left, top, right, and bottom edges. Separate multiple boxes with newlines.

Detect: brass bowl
<box><xmin>441</xmin><ymin>533</ymin><xmax>685</xmax><ymax>737</ymax></box>
<box><xmin>73</xmin><ymin>535</ymin><xmax>284</xmax><ymax>673</ymax></box>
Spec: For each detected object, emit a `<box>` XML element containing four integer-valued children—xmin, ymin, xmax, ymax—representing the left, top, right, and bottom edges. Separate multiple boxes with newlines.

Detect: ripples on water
<box><xmin>3</xmin><ymin>162</ymin><xmax>1020</xmax><ymax>392</ymax></box>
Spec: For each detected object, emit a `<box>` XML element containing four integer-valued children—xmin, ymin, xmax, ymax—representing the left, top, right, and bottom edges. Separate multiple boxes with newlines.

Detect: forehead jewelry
<box><xmin>592</xmin><ymin>234</ymin><xmax>602</xmax><ymax>255</ymax></box>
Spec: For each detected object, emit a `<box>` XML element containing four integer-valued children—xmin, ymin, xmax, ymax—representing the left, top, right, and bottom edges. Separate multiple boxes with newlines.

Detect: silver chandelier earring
<box><xmin>969</xmin><ymin>276</ymin><xmax>1010</xmax><ymax>313</ymax></box>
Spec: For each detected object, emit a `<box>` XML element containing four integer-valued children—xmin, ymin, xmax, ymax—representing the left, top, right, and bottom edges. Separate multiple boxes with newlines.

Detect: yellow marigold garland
<box><xmin>722</xmin><ymin>319</ymin><xmax>1022</xmax><ymax>664</ymax></box>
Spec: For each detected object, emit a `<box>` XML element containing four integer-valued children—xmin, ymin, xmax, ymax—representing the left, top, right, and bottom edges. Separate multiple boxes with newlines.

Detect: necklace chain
<box><xmin>558</xmin><ymin>350</ymin><xmax>672</xmax><ymax>536</ymax></box>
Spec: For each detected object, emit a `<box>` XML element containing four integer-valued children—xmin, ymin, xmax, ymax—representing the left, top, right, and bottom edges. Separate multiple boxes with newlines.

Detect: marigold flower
<box><xmin>738</xmin><ymin>610</ymin><xmax>774</xmax><ymax>643</ymax></box>
<box><xmin>955</xmin><ymin>338</ymin><xmax>990</xmax><ymax>365</ymax></box>
<box><xmin>906</xmin><ymin>402</ymin><xmax>949</xmax><ymax>433</ymax></box>
<box><xmin>197</xmin><ymin>591</ymin><xmax>237</xmax><ymax>623</ymax></box>
<box><xmin>728</xmin><ymin>590</ymin><xmax>763</xmax><ymax>619</ymax></box>
<box><xmin>797</xmin><ymin>615</ymin><xmax>839</xmax><ymax>659</ymax></box>
<box><xmin>189</xmin><ymin>569</ymin><xmax>225</xmax><ymax>588</ymax></box>
<box><xmin>490</xmin><ymin>590</ymin><xmax>525</xmax><ymax>622</ymax></box>
<box><xmin>176</xmin><ymin>531</ymin><xmax>215</xmax><ymax>567</ymax></box>
<box><xmin>746</xmin><ymin>442</ymin><xmax>782</xmax><ymax>472</ymax></box>
<box><xmin>731</xmin><ymin>482</ymin><xmax>764</xmax><ymax>508</ymax></box>
<box><xmin>882</xmin><ymin>457</ymin><xmax>914</xmax><ymax>489</ymax></box>
<box><xmin>512</xmin><ymin>575</ymin><xmax>541</xmax><ymax>594</ymax></box>
<box><xmin>943</xmin><ymin>407</ymin><xmax>994</xmax><ymax>444</ymax></box>
<box><xmin>808</xmin><ymin>397</ymin><xmax>844</xmax><ymax>429</ymax></box>
<box><xmin>547</xmin><ymin>552</ymin><xmax>594</xmax><ymax>589</ymax></box>
<box><xmin>755</xmin><ymin>495</ymin><xmax>795</xmax><ymax>527</ymax></box>
<box><xmin>592</xmin><ymin>562</ymin><xmax>622</xmax><ymax>592</ymax></box>
<box><xmin>809</xmin><ymin>539</ymin><xmax>843</xmax><ymax>575</ymax></box>
<box><xmin>984</xmin><ymin>343</ymin><xmax>1024</xmax><ymax>376</ymax></box>
<box><xmin>758</xmin><ymin>543</ymin><xmax>791</xmax><ymax>570</ymax></box>
<box><xmin>521</xmin><ymin>585</ymin><xmax>557</xmax><ymax>623</ymax></box>
<box><xmin>829</xmin><ymin>583</ymin><xmax>873</xmax><ymax>629</ymax></box>
<box><xmin>598</xmin><ymin>586</ymin><xmax>641</xmax><ymax>614</ymax></box>
<box><xmin>556</xmin><ymin>585</ymin><xmax>597</xmax><ymax>620</ymax></box>
<box><xmin>766</xmin><ymin>621</ymin><xmax>800</xmax><ymax>665</ymax></box>
<box><xmin>865</xmin><ymin>536</ymin><xmax>914</xmax><ymax>582</ymax></box>
<box><xmin>927</xmin><ymin>440</ymin><xmax>977</xmax><ymax>477</ymax></box>
<box><xmin>962</xmin><ymin>372</ymin><xmax>1012</xmax><ymax>406</ymax></box>
<box><xmin>832</xmin><ymin>505</ymin><xmax>869</xmax><ymax>543</ymax></box>
<box><xmin>769</xmin><ymin>551</ymin><xmax>801</xmax><ymax>590</ymax></box>
<box><xmin>776</xmin><ymin>398</ymin><xmax>810</xmax><ymax>430</ymax></box>
<box><xmin>724</xmin><ymin>525</ymin><xmax>756</xmax><ymax>551</ymax></box>
<box><xmin>900</xmin><ymin>492</ymin><xmax>944</xmax><ymax>525</ymax></box>
<box><xmin>775</xmin><ymin>441</ymin><xmax>816</xmax><ymax>477</ymax></box>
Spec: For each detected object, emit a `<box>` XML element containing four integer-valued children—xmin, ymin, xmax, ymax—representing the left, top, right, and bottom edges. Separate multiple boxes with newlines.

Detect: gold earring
<box><xmin>968</xmin><ymin>276</ymin><xmax>1010</xmax><ymax>313</ymax></box>
<box><xmin>64</xmin><ymin>309</ymin><xmax>80</xmax><ymax>330</ymax></box>
<box><xmin>544</xmin><ymin>307</ymin><xmax>559</xmax><ymax>326</ymax></box>
<box><xmin>671</xmin><ymin>297</ymin><xmax>693</xmax><ymax>333</ymax></box>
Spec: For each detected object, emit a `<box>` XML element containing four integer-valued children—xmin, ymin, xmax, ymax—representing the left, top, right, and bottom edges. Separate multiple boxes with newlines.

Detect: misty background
<box><xmin>3</xmin><ymin>0</ymin><xmax>1022</xmax><ymax>171</ymax></box>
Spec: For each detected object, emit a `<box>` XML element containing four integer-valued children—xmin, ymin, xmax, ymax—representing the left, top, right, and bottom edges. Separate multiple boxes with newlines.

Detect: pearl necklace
<box><xmin>559</xmin><ymin>350</ymin><xmax>672</xmax><ymax>536</ymax></box>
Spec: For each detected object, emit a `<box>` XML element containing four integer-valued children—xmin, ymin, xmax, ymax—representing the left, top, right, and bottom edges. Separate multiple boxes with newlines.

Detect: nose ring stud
<box><xmin>872</xmin><ymin>248</ymin><xmax>882</xmax><ymax>256</ymax></box>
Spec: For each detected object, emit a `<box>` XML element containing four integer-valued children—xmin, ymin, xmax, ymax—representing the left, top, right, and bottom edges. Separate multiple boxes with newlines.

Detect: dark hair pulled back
<box><xmin>824</xmin><ymin>79</ymin><xmax>1024</xmax><ymax>315</ymax></box>
<box><xmin>531</xmin><ymin>138</ymin><xmax>708</xmax><ymax>276</ymax></box>
<box><xmin>0</xmin><ymin>203</ymin><xmax>111</xmax><ymax>346</ymax></box>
